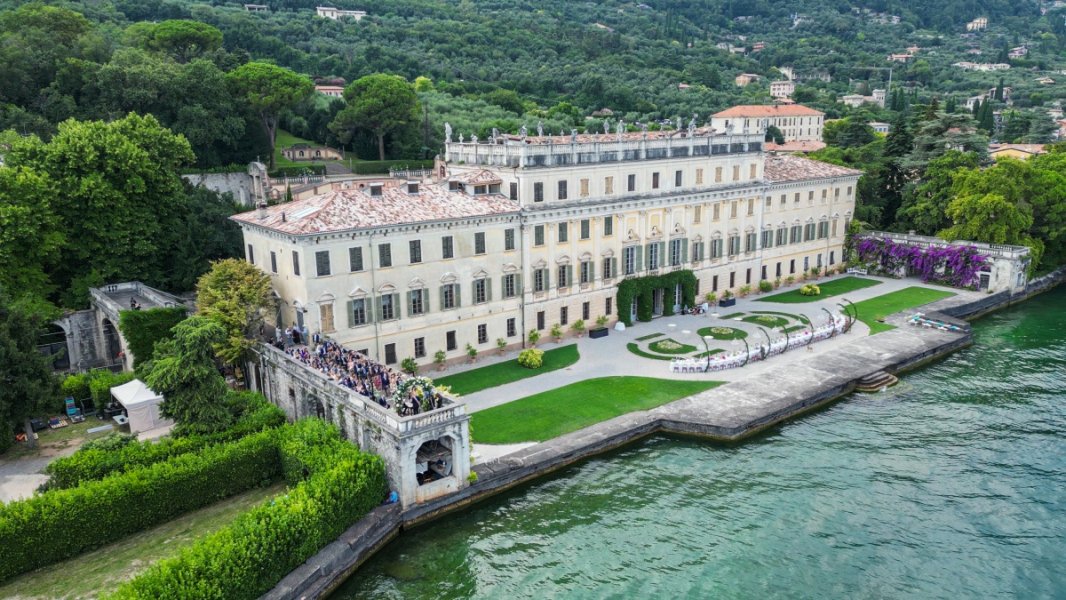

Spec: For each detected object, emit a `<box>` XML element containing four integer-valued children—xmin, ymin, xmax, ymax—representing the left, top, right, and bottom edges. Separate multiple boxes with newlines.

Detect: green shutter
<box><xmin>365</xmin><ymin>297</ymin><xmax>374</xmax><ymax>323</ymax></box>
<box><xmin>567</xmin><ymin>265</ymin><xmax>573</xmax><ymax>288</ymax></box>
<box><xmin>611</xmin><ymin>257</ymin><xmax>618</xmax><ymax>278</ymax></box>
<box><xmin>455</xmin><ymin>285</ymin><xmax>462</xmax><ymax>307</ymax></box>
<box><xmin>346</xmin><ymin>300</ymin><xmax>354</xmax><ymax>328</ymax></box>
<box><xmin>485</xmin><ymin>278</ymin><xmax>492</xmax><ymax>302</ymax></box>
<box><xmin>422</xmin><ymin>288</ymin><xmax>430</xmax><ymax>313</ymax></box>
<box><xmin>659</xmin><ymin>242</ymin><xmax>666</xmax><ymax>266</ymax></box>
<box><xmin>681</xmin><ymin>238</ymin><xmax>688</xmax><ymax>264</ymax></box>
<box><xmin>516</xmin><ymin>275</ymin><xmax>523</xmax><ymax>295</ymax></box>
<box><xmin>439</xmin><ymin>285</ymin><xmax>446</xmax><ymax>310</ymax></box>
<box><xmin>634</xmin><ymin>246</ymin><xmax>643</xmax><ymax>272</ymax></box>
<box><xmin>393</xmin><ymin>294</ymin><xmax>400</xmax><ymax>320</ymax></box>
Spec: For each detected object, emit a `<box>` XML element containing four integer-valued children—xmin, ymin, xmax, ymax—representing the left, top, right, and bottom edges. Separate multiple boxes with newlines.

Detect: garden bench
<box><xmin>846</xmin><ymin>267</ymin><xmax>868</xmax><ymax>275</ymax></box>
<box><xmin>87</xmin><ymin>424</ymin><xmax>113</xmax><ymax>436</ymax></box>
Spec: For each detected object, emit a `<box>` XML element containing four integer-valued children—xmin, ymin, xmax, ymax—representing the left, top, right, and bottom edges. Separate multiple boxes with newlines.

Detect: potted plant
<box><xmin>809</xmin><ymin>266</ymin><xmax>821</xmax><ymax>279</ymax></box>
<box><xmin>465</xmin><ymin>343</ymin><xmax>478</xmax><ymax>363</ymax></box>
<box><xmin>738</xmin><ymin>284</ymin><xmax>753</xmax><ymax>298</ymax></box>
<box><xmin>590</xmin><ymin>315</ymin><xmax>610</xmax><ymax>339</ymax></box>
<box><xmin>718</xmin><ymin>290</ymin><xmax>736</xmax><ymax>307</ymax></box>
<box><xmin>570</xmin><ymin>319</ymin><xmax>586</xmax><ymax>337</ymax></box>
<box><xmin>759</xmin><ymin>279</ymin><xmax>773</xmax><ymax>293</ymax></box>
<box><xmin>704</xmin><ymin>291</ymin><xmax>717</xmax><ymax>305</ymax></box>
<box><xmin>400</xmin><ymin>357</ymin><xmax>418</xmax><ymax>376</ymax></box>
<box><xmin>550</xmin><ymin>323</ymin><xmax>563</xmax><ymax>343</ymax></box>
<box><xmin>433</xmin><ymin>350</ymin><xmax>446</xmax><ymax>371</ymax></box>
<box><xmin>773</xmin><ymin>277</ymin><xmax>782</xmax><ymax>289</ymax></box>
<box><xmin>527</xmin><ymin>329</ymin><xmax>540</xmax><ymax>347</ymax></box>
<box><xmin>785</xmin><ymin>275</ymin><xmax>796</xmax><ymax>286</ymax></box>
<box><xmin>496</xmin><ymin>337</ymin><xmax>507</xmax><ymax>354</ymax></box>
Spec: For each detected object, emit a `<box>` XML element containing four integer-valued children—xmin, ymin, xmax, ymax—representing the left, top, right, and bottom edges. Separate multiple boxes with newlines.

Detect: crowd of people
<box><xmin>282</xmin><ymin>337</ymin><xmax>446</xmax><ymax>417</ymax></box>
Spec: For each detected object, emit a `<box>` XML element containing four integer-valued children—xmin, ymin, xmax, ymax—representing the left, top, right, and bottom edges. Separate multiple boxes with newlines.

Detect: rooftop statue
<box><xmin>444</xmin><ymin>122</ymin><xmax>452</xmax><ymax>143</ymax></box>
<box><xmin>537</xmin><ymin>121</ymin><xmax>544</xmax><ymax>137</ymax></box>
<box><xmin>520</xmin><ymin>124</ymin><xmax>528</xmax><ymax>138</ymax></box>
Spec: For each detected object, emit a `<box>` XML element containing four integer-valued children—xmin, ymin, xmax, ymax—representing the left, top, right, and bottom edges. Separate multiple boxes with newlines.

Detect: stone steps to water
<box><xmin>855</xmin><ymin>370</ymin><xmax>899</xmax><ymax>393</ymax></box>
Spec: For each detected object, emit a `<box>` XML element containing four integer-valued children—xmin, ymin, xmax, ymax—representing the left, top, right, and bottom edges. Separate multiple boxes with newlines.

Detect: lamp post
<box><xmin>820</xmin><ymin>307</ymin><xmax>836</xmax><ymax>338</ymax></box>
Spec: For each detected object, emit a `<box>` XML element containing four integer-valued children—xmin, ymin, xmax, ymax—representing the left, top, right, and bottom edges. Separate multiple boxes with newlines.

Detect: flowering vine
<box><xmin>855</xmin><ymin>237</ymin><xmax>987</xmax><ymax>289</ymax></box>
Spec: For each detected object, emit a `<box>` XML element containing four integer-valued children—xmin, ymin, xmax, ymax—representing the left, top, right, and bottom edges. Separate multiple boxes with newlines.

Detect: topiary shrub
<box><xmin>517</xmin><ymin>348</ymin><xmax>544</xmax><ymax>369</ymax></box>
<box><xmin>799</xmin><ymin>284</ymin><xmax>821</xmax><ymax>296</ymax></box>
<box><xmin>759</xmin><ymin>279</ymin><xmax>773</xmax><ymax>293</ymax></box>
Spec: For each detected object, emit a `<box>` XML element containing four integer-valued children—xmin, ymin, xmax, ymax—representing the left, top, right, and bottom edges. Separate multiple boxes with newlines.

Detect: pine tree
<box><xmin>945</xmin><ymin>96</ymin><xmax>957</xmax><ymax>113</ymax></box>
<box><xmin>0</xmin><ymin>289</ymin><xmax>60</xmax><ymax>451</ymax></box>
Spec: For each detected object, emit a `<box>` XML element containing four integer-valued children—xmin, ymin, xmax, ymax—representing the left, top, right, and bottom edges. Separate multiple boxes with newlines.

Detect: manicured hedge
<box><xmin>46</xmin><ymin>392</ymin><xmax>285</xmax><ymax>489</ymax></box>
<box><xmin>108</xmin><ymin>420</ymin><xmax>387</xmax><ymax>600</ymax></box>
<box><xmin>0</xmin><ymin>431</ymin><xmax>280</xmax><ymax>582</ymax></box>
<box><xmin>118</xmin><ymin>306</ymin><xmax>188</xmax><ymax>367</ymax></box>
<box><xmin>60</xmin><ymin>370</ymin><xmax>135</xmax><ymax>411</ymax></box>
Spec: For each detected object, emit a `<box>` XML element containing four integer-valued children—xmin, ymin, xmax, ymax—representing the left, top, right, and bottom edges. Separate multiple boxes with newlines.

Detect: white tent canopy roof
<box><xmin>111</xmin><ymin>379</ymin><xmax>162</xmax><ymax>407</ymax></box>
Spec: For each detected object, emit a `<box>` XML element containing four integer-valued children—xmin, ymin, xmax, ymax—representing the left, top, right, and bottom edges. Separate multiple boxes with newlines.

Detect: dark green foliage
<box><xmin>0</xmin><ymin>289</ymin><xmax>60</xmax><ymax>451</ymax></box>
<box><xmin>107</xmin><ymin>420</ymin><xmax>387</xmax><ymax>600</ymax></box>
<box><xmin>59</xmin><ymin>369</ymin><xmax>134</xmax><ymax>410</ymax></box>
<box><xmin>118</xmin><ymin>307</ymin><xmax>187</xmax><ymax>367</ymax></box>
<box><xmin>616</xmin><ymin>270</ymin><xmax>698</xmax><ymax>326</ymax></box>
<box><xmin>45</xmin><ymin>391</ymin><xmax>284</xmax><ymax>489</ymax></box>
<box><xmin>0</xmin><ymin>430</ymin><xmax>280</xmax><ymax>582</ymax></box>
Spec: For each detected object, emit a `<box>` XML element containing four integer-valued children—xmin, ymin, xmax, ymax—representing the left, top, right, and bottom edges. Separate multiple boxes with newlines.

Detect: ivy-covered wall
<box><xmin>616</xmin><ymin>270</ymin><xmax>697</xmax><ymax>326</ymax></box>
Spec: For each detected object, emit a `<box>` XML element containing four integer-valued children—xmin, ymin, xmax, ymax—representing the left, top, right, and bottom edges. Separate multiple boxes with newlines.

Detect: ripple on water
<box><xmin>335</xmin><ymin>289</ymin><xmax>1066</xmax><ymax>600</ymax></box>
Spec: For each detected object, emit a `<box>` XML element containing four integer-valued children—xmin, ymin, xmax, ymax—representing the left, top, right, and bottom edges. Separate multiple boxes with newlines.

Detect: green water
<box><xmin>335</xmin><ymin>288</ymin><xmax>1066</xmax><ymax>599</ymax></box>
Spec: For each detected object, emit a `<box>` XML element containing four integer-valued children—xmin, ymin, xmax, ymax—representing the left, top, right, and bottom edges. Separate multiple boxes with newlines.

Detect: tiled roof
<box><xmin>232</xmin><ymin>181</ymin><xmax>519</xmax><ymax>234</ymax></box>
<box><xmin>449</xmin><ymin>169</ymin><xmax>502</xmax><ymax>184</ymax></box>
<box><xmin>990</xmin><ymin>144</ymin><xmax>1046</xmax><ymax>155</ymax></box>
<box><xmin>764</xmin><ymin>155</ymin><xmax>862</xmax><ymax>183</ymax></box>
<box><xmin>765</xmin><ymin>140</ymin><xmax>827</xmax><ymax>153</ymax></box>
<box><xmin>713</xmin><ymin>104</ymin><xmax>824</xmax><ymax>118</ymax></box>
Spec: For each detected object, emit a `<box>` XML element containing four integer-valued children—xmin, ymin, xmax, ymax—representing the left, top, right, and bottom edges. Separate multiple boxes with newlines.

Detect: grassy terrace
<box><xmin>471</xmin><ymin>377</ymin><xmax>721</xmax><ymax>444</ymax></box>
<box><xmin>852</xmin><ymin>286</ymin><xmax>956</xmax><ymax>334</ymax></box>
<box><xmin>434</xmin><ymin>344</ymin><xmax>579</xmax><ymax>395</ymax></box>
<box><xmin>757</xmin><ymin>276</ymin><xmax>882</xmax><ymax>303</ymax></box>
<box><xmin>0</xmin><ymin>482</ymin><xmax>285</xmax><ymax>599</ymax></box>
<box><xmin>273</xmin><ymin>129</ymin><xmax>331</xmax><ymax>170</ymax></box>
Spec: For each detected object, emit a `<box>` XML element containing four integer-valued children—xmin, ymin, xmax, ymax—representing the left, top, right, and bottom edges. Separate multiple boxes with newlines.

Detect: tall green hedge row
<box><xmin>108</xmin><ymin>420</ymin><xmax>387</xmax><ymax>600</ymax></box>
<box><xmin>0</xmin><ymin>431</ymin><xmax>280</xmax><ymax>582</ymax></box>
<box><xmin>117</xmin><ymin>306</ymin><xmax>188</xmax><ymax>367</ymax></box>
<box><xmin>45</xmin><ymin>392</ymin><xmax>285</xmax><ymax>489</ymax></box>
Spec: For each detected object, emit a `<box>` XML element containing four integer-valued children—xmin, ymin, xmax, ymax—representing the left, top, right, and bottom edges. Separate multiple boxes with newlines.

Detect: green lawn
<box><xmin>471</xmin><ymin>377</ymin><xmax>722</xmax><ymax>444</ymax></box>
<box><xmin>273</xmin><ymin>129</ymin><xmax>332</xmax><ymax>170</ymax></box>
<box><xmin>626</xmin><ymin>343</ymin><xmax>673</xmax><ymax>361</ymax></box>
<box><xmin>851</xmin><ymin>286</ymin><xmax>956</xmax><ymax>334</ymax></box>
<box><xmin>434</xmin><ymin>344</ymin><xmax>579</xmax><ymax>395</ymax></box>
<box><xmin>756</xmin><ymin>276</ymin><xmax>882</xmax><ymax>303</ymax></box>
<box><xmin>649</xmin><ymin>338</ymin><xmax>697</xmax><ymax>354</ymax></box>
<box><xmin>742</xmin><ymin>314</ymin><xmax>789</xmax><ymax>328</ymax></box>
<box><xmin>751</xmin><ymin>310</ymin><xmax>810</xmax><ymax>324</ymax></box>
<box><xmin>698</xmin><ymin>326</ymin><xmax>749</xmax><ymax>340</ymax></box>
<box><xmin>0</xmin><ymin>482</ymin><xmax>285</xmax><ymax>600</ymax></box>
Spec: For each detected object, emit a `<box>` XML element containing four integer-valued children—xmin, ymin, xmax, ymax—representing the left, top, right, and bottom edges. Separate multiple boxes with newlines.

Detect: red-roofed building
<box><xmin>711</xmin><ymin>104</ymin><xmax>825</xmax><ymax>142</ymax></box>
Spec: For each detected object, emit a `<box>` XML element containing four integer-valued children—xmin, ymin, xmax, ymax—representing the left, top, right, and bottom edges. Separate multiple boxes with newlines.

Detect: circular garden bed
<box><xmin>649</xmin><ymin>338</ymin><xmax>698</xmax><ymax>354</ymax></box>
<box><xmin>742</xmin><ymin>314</ymin><xmax>789</xmax><ymax>328</ymax></box>
<box><xmin>697</xmin><ymin>326</ymin><xmax>748</xmax><ymax>340</ymax></box>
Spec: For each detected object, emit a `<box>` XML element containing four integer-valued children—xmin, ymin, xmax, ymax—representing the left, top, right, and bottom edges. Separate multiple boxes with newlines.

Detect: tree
<box><xmin>142</xmin><ymin>20</ymin><xmax>223</xmax><ymax>63</ymax></box>
<box><xmin>0</xmin><ymin>165</ymin><xmax>63</xmax><ymax>318</ymax></box>
<box><xmin>330</xmin><ymin>74</ymin><xmax>419</xmax><ymax>160</ymax></box>
<box><xmin>195</xmin><ymin>259</ymin><xmax>275</xmax><ymax>366</ymax></box>
<box><xmin>823</xmin><ymin>118</ymin><xmax>875</xmax><ymax>149</ymax></box>
<box><xmin>0</xmin><ymin>288</ymin><xmax>60</xmax><ymax>451</ymax></box>
<box><xmin>896</xmin><ymin>151</ymin><xmax>981</xmax><ymax>234</ymax></box>
<box><xmin>140</xmin><ymin>316</ymin><xmax>232</xmax><ymax>435</ymax></box>
<box><xmin>226</xmin><ymin>62</ymin><xmax>313</xmax><ymax>167</ymax></box>
<box><xmin>765</xmin><ymin>125</ymin><xmax>784</xmax><ymax>144</ymax></box>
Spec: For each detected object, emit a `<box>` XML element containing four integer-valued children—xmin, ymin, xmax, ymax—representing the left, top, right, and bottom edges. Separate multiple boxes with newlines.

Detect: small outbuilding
<box><xmin>111</xmin><ymin>379</ymin><xmax>172</xmax><ymax>435</ymax></box>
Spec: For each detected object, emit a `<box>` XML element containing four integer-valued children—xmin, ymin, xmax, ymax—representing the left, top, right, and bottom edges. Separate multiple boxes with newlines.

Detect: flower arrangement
<box><xmin>656</xmin><ymin>340</ymin><xmax>683</xmax><ymax>350</ymax></box>
<box><xmin>710</xmin><ymin>327</ymin><xmax>733</xmax><ymax>335</ymax></box>
<box><xmin>518</xmin><ymin>348</ymin><xmax>544</xmax><ymax>369</ymax></box>
<box><xmin>855</xmin><ymin>237</ymin><xmax>987</xmax><ymax>289</ymax></box>
<box><xmin>391</xmin><ymin>376</ymin><xmax>440</xmax><ymax>414</ymax></box>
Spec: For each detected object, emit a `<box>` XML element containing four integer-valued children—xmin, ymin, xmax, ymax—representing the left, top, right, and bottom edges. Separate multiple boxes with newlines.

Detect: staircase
<box><xmin>855</xmin><ymin>370</ymin><xmax>899</xmax><ymax>393</ymax></box>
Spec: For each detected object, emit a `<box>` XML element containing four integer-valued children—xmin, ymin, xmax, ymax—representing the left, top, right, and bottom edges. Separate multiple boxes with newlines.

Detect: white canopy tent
<box><xmin>110</xmin><ymin>379</ymin><xmax>172</xmax><ymax>434</ymax></box>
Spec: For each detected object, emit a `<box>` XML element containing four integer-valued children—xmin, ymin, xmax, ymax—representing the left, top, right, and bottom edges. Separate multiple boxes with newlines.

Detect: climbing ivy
<box><xmin>616</xmin><ymin>270</ymin><xmax>697</xmax><ymax>326</ymax></box>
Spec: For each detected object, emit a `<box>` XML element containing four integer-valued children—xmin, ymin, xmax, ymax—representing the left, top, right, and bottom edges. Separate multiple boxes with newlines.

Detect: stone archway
<box><xmin>38</xmin><ymin>323</ymin><xmax>70</xmax><ymax>371</ymax></box>
<box><xmin>102</xmin><ymin>318</ymin><xmax>122</xmax><ymax>368</ymax></box>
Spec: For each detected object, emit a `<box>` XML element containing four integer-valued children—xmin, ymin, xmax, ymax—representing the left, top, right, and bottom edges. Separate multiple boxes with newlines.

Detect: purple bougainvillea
<box><xmin>855</xmin><ymin>237</ymin><xmax>986</xmax><ymax>289</ymax></box>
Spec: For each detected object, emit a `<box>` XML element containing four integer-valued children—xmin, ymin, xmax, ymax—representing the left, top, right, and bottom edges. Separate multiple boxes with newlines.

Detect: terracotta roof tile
<box><xmin>764</xmin><ymin>155</ymin><xmax>862</xmax><ymax>183</ymax></box>
<box><xmin>713</xmin><ymin>104</ymin><xmax>824</xmax><ymax>118</ymax></box>
<box><xmin>449</xmin><ymin>169</ymin><xmax>502</xmax><ymax>184</ymax></box>
<box><xmin>232</xmin><ymin>181</ymin><xmax>519</xmax><ymax>235</ymax></box>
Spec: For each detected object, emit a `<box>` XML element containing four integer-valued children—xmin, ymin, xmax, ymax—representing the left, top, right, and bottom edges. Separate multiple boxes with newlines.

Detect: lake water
<box><xmin>334</xmin><ymin>287</ymin><xmax>1066</xmax><ymax>599</ymax></box>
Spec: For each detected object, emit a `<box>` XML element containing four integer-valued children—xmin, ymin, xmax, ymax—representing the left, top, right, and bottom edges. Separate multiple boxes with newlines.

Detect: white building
<box><xmin>869</xmin><ymin>122</ymin><xmax>891</xmax><ymax>134</ymax></box>
<box><xmin>711</xmin><ymin>105</ymin><xmax>825</xmax><ymax>142</ymax></box>
<box><xmin>316</xmin><ymin>6</ymin><xmax>367</xmax><ymax>20</ymax></box>
<box><xmin>840</xmin><ymin>89</ymin><xmax>886</xmax><ymax>108</ymax></box>
<box><xmin>769</xmin><ymin>80</ymin><xmax>795</xmax><ymax>99</ymax></box>
<box><xmin>233</xmin><ymin>127</ymin><xmax>860</xmax><ymax>369</ymax></box>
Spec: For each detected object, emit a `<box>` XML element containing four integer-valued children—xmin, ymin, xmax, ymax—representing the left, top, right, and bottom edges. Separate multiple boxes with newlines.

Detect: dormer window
<box><xmin>473</xmin><ymin>184</ymin><xmax>487</xmax><ymax>195</ymax></box>
<box><xmin>489</xmin><ymin>183</ymin><xmax>501</xmax><ymax>194</ymax></box>
<box><xmin>407</xmin><ymin>182</ymin><xmax>419</xmax><ymax>194</ymax></box>
<box><xmin>449</xmin><ymin>181</ymin><xmax>462</xmax><ymax>191</ymax></box>
<box><xmin>369</xmin><ymin>184</ymin><xmax>383</xmax><ymax>197</ymax></box>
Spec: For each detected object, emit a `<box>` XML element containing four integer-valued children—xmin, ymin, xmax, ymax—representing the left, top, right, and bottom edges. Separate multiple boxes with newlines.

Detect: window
<box><xmin>408</xmin><ymin>289</ymin><xmax>428</xmax><ymax>315</ymax></box>
<box><xmin>818</xmin><ymin>221</ymin><xmax>829</xmax><ymax>239</ymax></box>
<box><xmin>349</xmin><ymin>247</ymin><xmax>363</xmax><ymax>272</ymax></box>
<box><xmin>505</xmin><ymin>228</ymin><xmax>516</xmax><ymax>251</ymax></box>
<box><xmin>407</xmin><ymin>182</ymin><xmax>419</xmax><ymax>194</ymax></box>
<box><xmin>442</xmin><ymin>236</ymin><xmax>454</xmax><ymax>259</ymax></box>
<box><xmin>557</xmin><ymin>180</ymin><xmax>568</xmax><ymax>201</ymax></box>
<box><xmin>624</xmin><ymin>246</ymin><xmax>638</xmax><ymax>275</ymax></box>
<box><xmin>648</xmin><ymin>243</ymin><xmax>660</xmax><ymax>270</ymax></box>
<box><xmin>780</xmin><ymin>194</ymin><xmax>787</xmax><ymax>206</ymax></box>
<box><xmin>378</xmin><ymin>293</ymin><xmax>398</xmax><ymax>321</ymax></box>
<box><xmin>509</xmin><ymin>182</ymin><xmax>518</xmax><ymax>200</ymax></box>
<box><xmin>534</xmin><ymin>225</ymin><xmax>545</xmax><ymax>246</ymax></box>
<box><xmin>557</xmin><ymin>264</ymin><xmax>570</xmax><ymax>288</ymax></box>
<box><xmin>746</xmin><ymin>268</ymin><xmax>752</xmax><ymax>284</ymax></box>
<box><xmin>712</xmin><ymin>275</ymin><xmax>719</xmax><ymax>292</ymax></box>
<box><xmin>627</xmin><ymin>174</ymin><xmax>636</xmax><ymax>191</ymax></box>
<box><xmin>379</xmin><ymin>243</ymin><xmax>392</xmax><ymax>268</ymax></box>
<box><xmin>790</xmin><ymin>259</ymin><xmax>796</xmax><ymax>274</ymax></box>
<box><xmin>674</xmin><ymin>170</ymin><xmax>682</xmax><ymax>187</ymax></box>
<box><xmin>846</xmin><ymin>186</ymin><xmax>852</xmax><ymax>197</ymax></box>
<box><xmin>605</xmin><ymin>176</ymin><xmax>614</xmax><ymax>194</ymax></box>
<box><xmin>580</xmin><ymin>219</ymin><xmax>590</xmax><ymax>240</ymax></box>
<box><xmin>477</xmin><ymin>324</ymin><xmax>488</xmax><ymax>344</ymax></box>
<box><xmin>728</xmin><ymin>235</ymin><xmax>741</xmax><ymax>256</ymax></box>
<box><xmin>713</xmin><ymin>204</ymin><xmax>720</xmax><ymax>220</ymax></box>
<box><xmin>474</xmin><ymin>184</ymin><xmax>486</xmax><ymax>195</ymax></box>
<box><xmin>474</xmin><ymin>232</ymin><xmax>486</xmax><ymax>255</ymax></box>
<box><xmin>446</xmin><ymin>331</ymin><xmax>457</xmax><ymax>351</ymax></box>
<box><xmin>384</xmin><ymin>343</ymin><xmax>396</xmax><ymax>365</ymax></box>
<box><xmin>694</xmin><ymin>206</ymin><xmax>702</xmax><ymax>224</ymax></box>
<box><xmin>696</xmin><ymin>168</ymin><xmax>704</xmax><ymax>184</ymax></box>
<box><xmin>830</xmin><ymin>251</ymin><xmax>836</xmax><ymax>265</ymax></box>
<box><xmin>247</xmin><ymin>244</ymin><xmax>254</xmax><ymax>265</ymax></box>
<box><xmin>834</xmin><ymin>188</ymin><xmax>840</xmax><ymax>201</ymax></box>
<box><xmin>474</xmin><ymin>278</ymin><xmax>488</xmax><ymax>304</ymax></box>
<box><xmin>710</xmin><ymin>238</ymin><xmax>723</xmax><ymax>259</ymax></box>
<box><xmin>777</xmin><ymin>227</ymin><xmax>788</xmax><ymax>246</ymax></box>
<box><xmin>537</xmin><ymin>311</ymin><xmax>545</xmax><ymax>330</ymax></box>
<box><xmin>369</xmin><ymin>184</ymin><xmax>383</xmax><ymax>197</ymax></box>
<box><xmin>652</xmin><ymin>172</ymin><xmax>660</xmax><ymax>189</ymax></box>
<box><xmin>602</xmin><ymin>257</ymin><xmax>615</xmax><ymax>279</ymax></box>
<box><xmin>580</xmin><ymin>260</ymin><xmax>592</xmax><ymax>284</ymax></box>
<box><xmin>730</xmin><ymin>201</ymin><xmax>738</xmax><ymax>219</ymax></box>
<box><xmin>318</xmin><ymin>303</ymin><xmax>335</xmax><ymax>333</ymax></box>
<box><xmin>762</xmin><ymin>230</ymin><xmax>773</xmax><ymax>248</ymax></box>
<box><xmin>441</xmin><ymin>283</ymin><xmax>460</xmax><ymax>309</ymax></box>
<box><xmin>580</xmin><ymin>178</ymin><xmax>589</xmax><ymax>197</ymax></box>
<box><xmin>776</xmin><ymin>262</ymin><xmax>782</xmax><ymax>277</ymax></box>
<box><xmin>809</xmin><ymin>191</ymin><xmax>815</xmax><ymax>202</ymax></box>
<box><xmin>606</xmin><ymin>297</ymin><xmax>613</xmax><ymax>315</ymax></box>
<box><xmin>534</xmin><ymin>268</ymin><xmax>548</xmax><ymax>292</ymax></box>
<box><xmin>804</xmin><ymin>256</ymin><xmax>810</xmax><ymax>271</ymax></box>
<box><xmin>414</xmin><ymin>337</ymin><xmax>426</xmax><ymax>358</ymax></box>
<box><xmin>502</xmin><ymin>273</ymin><xmax>518</xmax><ymax>298</ymax></box>
<box><xmin>506</xmin><ymin>318</ymin><xmax>517</xmax><ymax>337</ymax></box>
<box><xmin>749</xmin><ymin>164</ymin><xmax>757</xmax><ymax>179</ymax></box>
<box><xmin>715</xmin><ymin>167</ymin><xmax>723</xmax><ymax>183</ymax></box>
<box><xmin>560</xmin><ymin>306</ymin><xmax>568</xmax><ymax>326</ymax></box>
<box><xmin>409</xmin><ymin>240</ymin><xmax>421</xmax><ymax>264</ymax></box>
<box><xmin>669</xmin><ymin>239</ymin><xmax>683</xmax><ymax>266</ymax></box>
<box><xmin>745</xmin><ymin>233</ymin><xmax>757</xmax><ymax>253</ymax></box>
<box><xmin>732</xmin><ymin>165</ymin><xmax>740</xmax><ymax>181</ymax></box>
<box><xmin>729</xmin><ymin>272</ymin><xmax>735</xmax><ymax>288</ymax></box>
<box><xmin>761</xmin><ymin>265</ymin><xmax>767</xmax><ymax>281</ymax></box>
<box><xmin>348</xmin><ymin>299</ymin><xmax>368</xmax><ymax>327</ymax></box>
<box><xmin>747</xmin><ymin>199</ymin><xmax>754</xmax><ymax>216</ymax></box>
<box><xmin>292</xmin><ymin>251</ymin><xmax>300</xmax><ymax>276</ymax></box>
<box><xmin>795</xmin><ymin>192</ymin><xmax>801</xmax><ymax>204</ymax></box>
<box><xmin>604</xmin><ymin>216</ymin><xmax>613</xmax><ymax>236</ymax></box>
<box><xmin>691</xmin><ymin>241</ymin><xmax>705</xmax><ymax>262</ymax></box>
<box><xmin>558</xmin><ymin>222</ymin><xmax>568</xmax><ymax>243</ymax></box>
<box><xmin>805</xmin><ymin>223</ymin><xmax>817</xmax><ymax>241</ymax></box>
<box><xmin>534</xmin><ymin>182</ymin><xmax>544</xmax><ymax>202</ymax></box>
<box><xmin>270</xmin><ymin>251</ymin><xmax>277</xmax><ymax>274</ymax></box>
<box><xmin>582</xmin><ymin>301</ymin><xmax>590</xmax><ymax>321</ymax></box>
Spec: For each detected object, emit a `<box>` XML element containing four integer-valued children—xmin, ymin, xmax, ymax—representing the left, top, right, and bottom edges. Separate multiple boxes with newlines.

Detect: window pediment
<box><xmin>347</xmin><ymin>287</ymin><xmax>367</xmax><ymax>299</ymax></box>
<box><xmin>408</xmin><ymin>277</ymin><xmax>426</xmax><ymax>289</ymax></box>
<box><xmin>502</xmin><ymin>262</ymin><xmax>520</xmax><ymax>273</ymax></box>
<box><xmin>440</xmin><ymin>272</ymin><xmax>458</xmax><ymax>284</ymax></box>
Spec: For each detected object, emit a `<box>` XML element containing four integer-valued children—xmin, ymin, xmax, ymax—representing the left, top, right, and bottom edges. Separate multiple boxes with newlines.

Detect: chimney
<box><xmin>281</xmin><ymin>212</ymin><xmax>287</xmax><ymax>223</ymax></box>
<box><xmin>256</xmin><ymin>201</ymin><xmax>268</xmax><ymax>220</ymax></box>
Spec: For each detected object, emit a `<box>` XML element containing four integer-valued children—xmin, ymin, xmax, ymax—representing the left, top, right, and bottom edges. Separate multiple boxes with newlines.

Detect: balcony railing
<box><xmin>862</xmin><ymin>231</ymin><xmax>1030</xmax><ymax>259</ymax></box>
